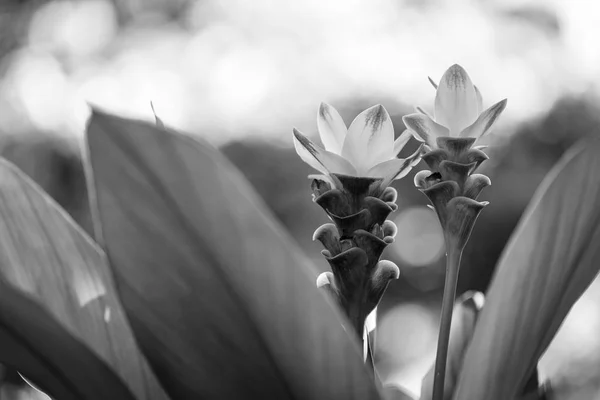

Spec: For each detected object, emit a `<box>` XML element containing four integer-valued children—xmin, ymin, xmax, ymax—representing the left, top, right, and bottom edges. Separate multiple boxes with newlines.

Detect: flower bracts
<box><xmin>413</xmin><ymin>137</ymin><xmax>490</xmax><ymax>250</ymax></box>
<box><xmin>312</xmin><ymin>174</ymin><xmax>402</xmax><ymax>335</ymax></box>
<box><xmin>293</xmin><ymin>103</ymin><xmax>423</xmax><ymax>335</ymax></box>
<box><xmin>406</xmin><ymin>64</ymin><xmax>507</xmax><ymax>250</ymax></box>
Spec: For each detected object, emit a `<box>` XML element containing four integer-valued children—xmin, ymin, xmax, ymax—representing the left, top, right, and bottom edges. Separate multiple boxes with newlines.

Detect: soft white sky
<box><xmin>1</xmin><ymin>0</ymin><xmax>600</xmax><ymax>146</ymax></box>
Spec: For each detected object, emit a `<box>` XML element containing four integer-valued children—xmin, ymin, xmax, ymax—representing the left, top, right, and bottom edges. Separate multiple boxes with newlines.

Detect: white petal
<box><xmin>366</xmin><ymin>159</ymin><xmax>404</xmax><ymax>179</ymax></box>
<box><xmin>460</xmin><ymin>99</ymin><xmax>507</xmax><ymax>139</ymax></box>
<box><xmin>367</xmin><ymin>148</ymin><xmax>421</xmax><ymax>187</ymax></box>
<box><xmin>342</xmin><ymin>105</ymin><xmax>394</xmax><ymax>173</ymax></box>
<box><xmin>292</xmin><ymin>128</ymin><xmax>357</xmax><ymax>175</ymax></box>
<box><xmin>434</xmin><ymin>64</ymin><xmax>479</xmax><ymax>135</ymax></box>
<box><xmin>474</xmin><ymin>85</ymin><xmax>483</xmax><ymax>114</ymax></box>
<box><xmin>402</xmin><ymin>113</ymin><xmax>450</xmax><ymax>148</ymax></box>
<box><xmin>393</xmin><ymin>129</ymin><xmax>412</xmax><ymax>156</ymax></box>
<box><xmin>317</xmin><ymin>102</ymin><xmax>347</xmax><ymax>154</ymax></box>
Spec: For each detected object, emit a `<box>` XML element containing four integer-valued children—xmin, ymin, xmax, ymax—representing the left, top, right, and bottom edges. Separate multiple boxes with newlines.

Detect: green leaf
<box><xmin>0</xmin><ymin>159</ymin><xmax>168</xmax><ymax>400</ymax></box>
<box><xmin>85</xmin><ymin>110</ymin><xmax>380</xmax><ymax>400</ymax></box>
<box><xmin>454</xmin><ymin>138</ymin><xmax>600</xmax><ymax>400</ymax></box>
<box><xmin>0</xmin><ymin>279</ymin><xmax>135</xmax><ymax>399</ymax></box>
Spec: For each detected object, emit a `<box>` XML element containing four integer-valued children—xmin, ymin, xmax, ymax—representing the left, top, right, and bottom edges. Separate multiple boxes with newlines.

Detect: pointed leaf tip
<box><xmin>150</xmin><ymin>102</ymin><xmax>165</xmax><ymax>129</ymax></box>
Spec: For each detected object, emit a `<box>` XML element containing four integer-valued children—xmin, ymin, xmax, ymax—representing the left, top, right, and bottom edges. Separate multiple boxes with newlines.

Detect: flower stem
<box><xmin>432</xmin><ymin>245</ymin><xmax>462</xmax><ymax>400</ymax></box>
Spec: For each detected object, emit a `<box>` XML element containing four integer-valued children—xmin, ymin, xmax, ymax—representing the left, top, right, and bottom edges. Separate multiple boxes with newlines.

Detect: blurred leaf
<box><xmin>0</xmin><ymin>279</ymin><xmax>135</xmax><ymax>400</ymax></box>
<box><xmin>0</xmin><ymin>159</ymin><xmax>168</xmax><ymax>400</ymax></box>
<box><xmin>85</xmin><ymin>110</ymin><xmax>380</xmax><ymax>400</ymax></box>
<box><xmin>382</xmin><ymin>385</ymin><xmax>417</xmax><ymax>400</ymax></box>
<box><xmin>421</xmin><ymin>292</ymin><xmax>484</xmax><ymax>400</ymax></box>
<box><xmin>454</xmin><ymin>138</ymin><xmax>600</xmax><ymax>400</ymax></box>
<box><xmin>518</xmin><ymin>389</ymin><xmax>548</xmax><ymax>400</ymax></box>
<box><xmin>0</xmin><ymin>383</ymin><xmax>51</xmax><ymax>400</ymax></box>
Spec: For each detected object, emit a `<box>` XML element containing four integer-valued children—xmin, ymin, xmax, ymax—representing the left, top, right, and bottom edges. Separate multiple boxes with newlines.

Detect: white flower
<box><xmin>293</xmin><ymin>103</ymin><xmax>419</xmax><ymax>186</ymax></box>
<box><xmin>402</xmin><ymin>64</ymin><xmax>507</xmax><ymax>149</ymax></box>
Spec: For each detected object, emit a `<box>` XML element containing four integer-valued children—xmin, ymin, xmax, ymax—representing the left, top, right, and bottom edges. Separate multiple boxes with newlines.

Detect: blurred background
<box><xmin>0</xmin><ymin>0</ymin><xmax>599</xmax><ymax>398</ymax></box>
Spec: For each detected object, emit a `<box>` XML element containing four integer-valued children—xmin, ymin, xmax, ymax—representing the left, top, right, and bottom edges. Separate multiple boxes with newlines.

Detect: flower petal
<box><xmin>393</xmin><ymin>129</ymin><xmax>413</xmax><ymax>156</ymax></box>
<box><xmin>402</xmin><ymin>113</ymin><xmax>450</xmax><ymax>148</ymax></box>
<box><xmin>366</xmin><ymin>159</ymin><xmax>408</xmax><ymax>179</ymax></box>
<box><xmin>460</xmin><ymin>99</ymin><xmax>507</xmax><ymax>139</ymax></box>
<box><xmin>342</xmin><ymin>105</ymin><xmax>394</xmax><ymax>173</ymax></box>
<box><xmin>317</xmin><ymin>102</ymin><xmax>347</xmax><ymax>154</ymax></box>
<box><xmin>434</xmin><ymin>64</ymin><xmax>479</xmax><ymax>135</ymax></box>
<box><xmin>367</xmin><ymin>146</ymin><xmax>422</xmax><ymax>187</ymax></box>
<box><xmin>293</xmin><ymin>128</ymin><xmax>357</xmax><ymax>175</ymax></box>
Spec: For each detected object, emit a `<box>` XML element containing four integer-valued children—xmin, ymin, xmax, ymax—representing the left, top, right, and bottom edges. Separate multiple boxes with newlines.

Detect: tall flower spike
<box><xmin>406</xmin><ymin>65</ymin><xmax>504</xmax><ymax>250</ymax></box>
<box><xmin>294</xmin><ymin>103</ymin><xmax>422</xmax><ymax>347</ymax></box>
<box><xmin>404</xmin><ymin>65</ymin><xmax>507</xmax><ymax>400</ymax></box>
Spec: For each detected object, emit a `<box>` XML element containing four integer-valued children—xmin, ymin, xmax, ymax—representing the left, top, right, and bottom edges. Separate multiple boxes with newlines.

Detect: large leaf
<box><xmin>0</xmin><ymin>280</ymin><xmax>135</xmax><ymax>399</ymax></box>
<box><xmin>0</xmin><ymin>159</ymin><xmax>168</xmax><ymax>400</ymax></box>
<box><xmin>85</xmin><ymin>110</ymin><xmax>380</xmax><ymax>400</ymax></box>
<box><xmin>454</xmin><ymin>138</ymin><xmax>600</xmax><ymax>399</ymax></box>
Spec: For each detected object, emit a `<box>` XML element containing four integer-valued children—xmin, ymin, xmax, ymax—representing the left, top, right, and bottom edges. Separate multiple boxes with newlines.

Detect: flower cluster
<box><xmin>403</xmin><ymin>64</ymin><xmax>507</xmax><ymax>249</ymax></box>
<box><xmin>292</xmin><ymin>65</ymin><xmax>507</xmax><ymax>347</ymax></box>
<box><xmin>293</xmin><ymin>104</ymin><xmax>422</xmax><ymax>335</ymax></box>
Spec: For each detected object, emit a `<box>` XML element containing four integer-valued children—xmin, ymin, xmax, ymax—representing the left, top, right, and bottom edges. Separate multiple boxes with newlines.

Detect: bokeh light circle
<box><xmin>391</xmin><ymin>206</ymin><xmax>445</xmax><ymax>267</ymax></box>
